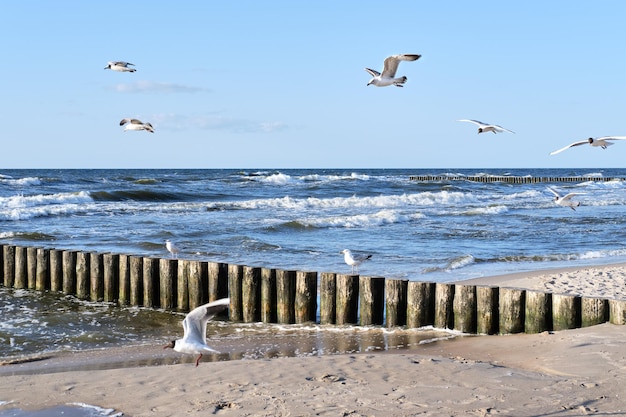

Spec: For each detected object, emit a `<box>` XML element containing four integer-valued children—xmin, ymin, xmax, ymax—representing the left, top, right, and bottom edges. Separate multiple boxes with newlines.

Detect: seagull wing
<box><xmin>493</xmin><ymin>125</ymin><xmax>515</xmax><ymax>134</ymax></box>
<box><xmin>119</xmin><ymin>118</ymin><xmax>131</xmax><ymax>126</ymax></box>
<box><xmin>381</xmin><ymin>56</ymin><xmax>402</xmax><ymax>77</ymax></box>
<box><xmin>457</xmin><ymin>119</ymin><xmax>487</xmax><ymax>127</ymax></box>
<box><xmin>364</xmin><ymin>68</ymin><xmax>380</xmax><ymax>77</ymax></box>
<box><xmin>182</xmin><ymin>298</ymin><xmax>230</xmax><ymax>344</ymax></box>
<box><xmin>549</xmin><ymin>140</ymin><xmax>588</xmax><ymax>155</ymax></box>
<box><xmin>560</xmin><ymin>192</ymin><xmax>584</xmax><ymax>201</ymax></box>
<box><xmin>598</xmin><ymin>136</ymin><xmax>626</xmax><ymax>141</ymax></box>
<box><xmin>546</xmin><ymin>187</ymin><xmax>561</xmax><ymax>198</ymax></box>
<box><xmin>112</xmin><ymin>61</ymin><xmax>133</xmax><ymax>67</ymax></box>
<box><xmin>130</xmin><ymin>119</ymin><xmax>144</xmax><ymax>124</ymax></box>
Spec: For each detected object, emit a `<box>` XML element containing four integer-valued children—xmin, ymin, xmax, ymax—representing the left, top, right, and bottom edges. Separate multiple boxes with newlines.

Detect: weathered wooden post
<box><xmin>36</xmin><ymin>248</ymin><xmax>49</xmax><ymax>292</ymax></box>
<box><xmin>261</xmin><ymin>267</ymin><xmax>277</xmax><ymax>323</ymax></box>
<box><xmin>336</xmin><ymin>274</ymin><xmax>359</xmax><ymax>325</ymax></box>
<box><xmin>407</xmin><ymin>281</ymin><xmax>435</xmax><ymax>329</ymax></box>
<box><xmin>243</xmin><ymin>266</ymin><xmax>262</xmax><ymax>322</ymax></box>
<box><xmin>453</xmin><ymin>284</ymin><xmax>477</xmax><ymax>333</ymax></box>
<box><xmin>319</xmin><ymin>272</ymin><xmax>336</xmax><ymax>325</ymax></box>
<box><xmin>159</xmin><ymin>258</ymin><xmax>177</xmax><ymax>310</ymax></box>
<box><xmin>476</xmin><ymin>286</ymin><xmax>499</xmax><ymax>335</ymax></box>
<box><xmin>129</xmin><ymin>256</ymin><xmax>143</xmax><ymax>306</ymax></box>
<box><xmin>228</xmin><ymin>264</ymin><xmax>244</xmax><ymax>321</ymax></box>
<box><xmin>581</xmin><ymin>296</ymin><xmax>608</xmax><ymax>327</ymax></box>
<box><xmin>49</xmin><ymin>249</ymin><xmax>63</xmax><ymax>292</ymax></box>
<box><xmin>295</xmin><ymin>271</ymin><xmax>317</xmax><ymax>324</ymax></box>
<box><xmin>207</xmin><ymin>261</ymin><xmax>228</xmax><ymax>302</ymax></box>
<box><xmin>26</xmin><ymin>247</ymin><xmax>38</xmax><ymax>290</ymax></box>
<box><xmin>499</xmin><ymin>287</ymin><xmax>525</xmax><ymax>334</ymax></box>
<box><xmin>434</xmin><ymin>283</ymin><xmax>455</xmax><ymax>329</ymax></box>
<box><xmin>276</xmin><ymin>269</ymin><xmax>296</xmax><ymax>324</ymax></box>
<box><xmin>90</xmin><ymin>252</ymin><xmax>104</xmax><ymax>302</ymax></box>
<box><xmin>103</xmin><ymin>253</ymin><xmax>119</xmax><ymax>303</ymax></box>
<box><xmin>359</xmin><ymin>276</ymin><xmax>385</xmax><ymax>326</ymax></box>
<box><xmin>62</xmin><ymin>250</ymin><xmax>77</xmax><ymax>295</ymax></box>
<box><xmin>177</xmin><ymin>259</ymin><xmax>189</xmax><ymax>312</ymax></box>
<box><xmin>75</xmin><ymin>251</ymin><xmax>90</xmax><ymax>300</ymax></box>
<box><xmin>385</xmin><ymin>279</ymin><xmax>408</xmax><ymax>327</ymax></box>
<box><xmin>118</xmin><ymin>254</ymin><xmax>130</xmax><ymax>305</ymax></box>
<box><xmin>552</xmin><ymin>293</ymin><xmax>581</xmax><ymax>330</ymax></box>
<box><xmin>14</xmin><ymin>246</ymin><xmax>27</xmax><ymax>289</ymax></box>
<box><xmin>524</xmin><ymin>290</ymin><xmax>552</xmax><ymax>333</ymax></box>
<box><xmin>609</xmin><ymin>299</ymin><xmax>626</xmax><ymax>325</ymax></box>
<box><xmin>187</xmin><ymin>260</ymin><xmax>205</xmax><ymax>310</ymax></box>
<box><xmin>142</xmin><ymin>257</ymin><xmax>158</xmax><ymax>308</ymax></box>
<box><xmin>3</xmin><ymin>245</ymin><xmax>15</xmax><ymax>288</ymax></box>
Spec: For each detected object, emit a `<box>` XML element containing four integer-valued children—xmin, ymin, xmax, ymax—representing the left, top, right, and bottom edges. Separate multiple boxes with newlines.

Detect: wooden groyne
<box><xmin>1</xmin><ymin>244</ymin><xmax>625</xmax><ymax>334</ymax></box>
<box><xmin>409</xmin><ymin>175</ymin><xmax>626</xmax><ymax>184</ymax></box>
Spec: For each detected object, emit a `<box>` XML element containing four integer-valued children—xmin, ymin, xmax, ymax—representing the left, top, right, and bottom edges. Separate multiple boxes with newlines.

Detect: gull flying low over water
<box><xmin>120</xmin><ymin>118</ymin><xmax>154</xmax><ymax>133</ymax></box>
<box><xmin>457</xmin><ymin>119</ymin><xmax>515</xmax><ymax>134</ymax></box>
<box><xmin>340</xmin><ymin>249</ymin><xmax>372</xmax><ymax>274</ymax></box>
<box><xmin>163</xmin><ymin>298</ymin><xmax>230</xmax><ymax>367</ymax></box>
<box><xmin>104</xmin><ymin>61</ymin><xmax>136</xmax><ymax>72</ymax></box>
<box><xmin>547</xmin><ymin>187</ymin><xmax>583</xmax><ymax>211</ymax></box>
<box><xmin>165</xmin><ymin>239</ymin><xmax>180</xmax><ymax>259</ymax></box>
<box><xmin>365</xmin><ymin>54</ymin><xmax>421</xmax><ymax>87</ymax></box>
<box><xmin>549</xmin><ymin>136</ymin><xmax>626</xmax><ymax>155</ymax></box>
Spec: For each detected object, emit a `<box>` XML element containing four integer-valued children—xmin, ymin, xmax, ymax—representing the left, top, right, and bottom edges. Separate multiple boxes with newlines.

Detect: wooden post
<box><xmin>552</xmin><ymin>293</ymin><xmax>581</xmax><ymax>330</ymax></box>
<box><xmin>407</xmin><ymin>281</ymin><xmax>435</xmax><ymax>329</ymax></box>
<box><xmin>499</xmin><ymin>287</ymin><xmax>525</xmax><ymax>334</ymax></box>
<box><xmin>62</xmin><ymin>250</ymin><xmax>77</xmax><ymax>295</ymax></box>
<box><xmin>453</xmin><ymin>284</ymin><xmax>477</xmax><ymax>333</ymax></box>
<box><xmin>434</xmin><ymin>283</ymin><xmax>455</xmax><ymax>329</ymax></box>
<box><xmin>118</xmin><ymin>254</ymin><xmax>130</xmax><ymax>305</ymax></box>
<box><xmin>581</xmin><ymin>297</ymin><xmax>608</xmax><ymax>327</ymax></box>
<box><xmin>207</xmin><ymin>261</ymin><xmax>228</xmax><ymax>301</ymax></box>
<box><xmin>103</xmin><ymin>253</ymin><xmax>119</xmax><ymax>303</ymax></box>
<box><xmin>177</xmin><ymin>259</ymin><xmax>189</xmax><ymax>312</ymax></box>
<box><xmin>142</xmin><ymin>257</ymin><xmax>158</xmax><ymax>308</ymax></box>
<box><xmin>159</xmin><ymin>258</ymin><xmax>177</xmax><ymax>310</ymax></box>
<box><xmin>3</xmin><ymin>246</ymin><xmax>15</xmax><ymax>288</ymax></box>
<box><xmin>295</xmin><ymin>271</ymin><xmax>317</xmax><ymax>324</ymax></box>
<box><xmin>609</xmin><ymin>299</ymin><xmax>626</xmax><ymax>325</ymax></box>
<box><xmin>385</xmin><ymin>279</ymin><xmax>408</xmax><ymax>328</ymax></box>
<box><xmin>75</xmin><ymin>251</ymin><xmax>89</xmax><ymax>300</ymax></box>
<box><xmin>129</xmin><ymin>256</ymin><xmax>143</xmax><ymax>306</ymax></box>
<box><xmin>524</xmin><ymin>290</ymin><xmax>552</xmax><ymax>333</ymax></box>
<box><xmin>243</xmin><ymin>266</ymin><xmax>262</xmax><ymax>322</ymax></box>
<box><xmin>476</xmin><ymin>286</ymin><xmax>499</xmax><ymax>335</ymax></box>
<box><xmin>261</xmin><ymin>267</ymin><xmax>277</xmax><ymax>323</ymax></box>
<box><xmin>319</xmin><ymin>272</ymin><xmax>336</xmax><ymax>325</ymax></box>
<box><xmin>49</xmin><ymin>249</ymin><xmax>63</xmax><ymax>292</ymax></box>
<box><xmin>228</xmin><ymin>264</ymin><xmax>244</xmax><ymax>321</ymax></box>
<box><xmin>359</xmin><ymin>276</ymin><xmax>385</xmax><ymax>326</ymax></box>
<box><xmin>14</xmin><ymin>246</ymin><xmax>27</xmax><ymax>289</ymax></box>
<box><xmin>90</xmin><ymin>252</ymin><xmax>104</xmax><ymax>302</ymax></box>
<box><xmin>336</xmin><ymin>274</ymin><xmax>359</xmax><ymax>325</ymax></box>
<box><xmin>276</xmin><ymin>269</ymin><xmax>296</xmax><ymax>324</ymax></box>
<box><xmin>26</xmin><ymin>247</ymin><xmax>38</xmax><ymax>289</ymax></box>
<box><xmin>36</xmin><ymin>248</ymin><xmax>49</xmax><ymax>291</ymax></box>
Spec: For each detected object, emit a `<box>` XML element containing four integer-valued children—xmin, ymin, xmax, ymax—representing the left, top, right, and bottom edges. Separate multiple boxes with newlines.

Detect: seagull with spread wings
<box><xmin>365</xmin><ymin>54</ymin><xmax>421</xmax><ymax>87</ymax></box>
<box><xmin>549</xmin><ymin>136</ymin><xmax>626</xmax><ymax>155</ymax></box>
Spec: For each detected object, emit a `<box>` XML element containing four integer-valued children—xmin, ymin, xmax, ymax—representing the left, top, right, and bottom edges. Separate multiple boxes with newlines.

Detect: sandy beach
<box><xmin>2</xmin><ymin>263</ymin><xmax>626</xmax><ymax>416</ymax></box>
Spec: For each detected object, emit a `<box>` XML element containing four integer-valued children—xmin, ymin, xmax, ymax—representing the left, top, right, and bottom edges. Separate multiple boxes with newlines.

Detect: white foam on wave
<box><xmin>298</xmin><ymin>209</ymin><xmax>424</xmax><ymax>228</ymax></box>
<box><xmin>0</xmin><ymin>191</ymin><xmax>93</xmax><ymax>220</ymax></box>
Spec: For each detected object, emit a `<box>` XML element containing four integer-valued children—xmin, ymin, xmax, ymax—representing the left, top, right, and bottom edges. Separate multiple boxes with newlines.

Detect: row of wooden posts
<box><xmin>1</xmin><ymin>244</ymin><xmax>626</xmax><ymax>334</ymax></box>
<box><xmin>408</xmin><ymin>175</ymin><xmax>626</xmax><ymax>184</ymax></box>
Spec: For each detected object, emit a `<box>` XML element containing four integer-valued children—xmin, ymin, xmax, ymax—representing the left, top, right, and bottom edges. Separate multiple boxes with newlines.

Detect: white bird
<box><xmin>104</xmin><ymin>61</ymin><xmax>136</xmax><ymax>72</ymax></box>
<box><xmin>457</xmin><ymin>119</ymin><xmax>515</xmax><ymax>134</ymax></box>
<box><xmin>163</xmin><ymin>298</ymin><xmax>230</xmax><ymax>367</ymax></box>
<box><xmin>547</xmin><ymin>187</ymin><xmax>583</xmax><ymax>211</ymax></box>
<box><xmin>549</xmin><ymin>136</ymin><xmax>626</xmax><ymax>155</ymax></box>
<box><xmin>365</xmin><ymin>54</ymin><xmax>421</xmax><ymax>87</ymax></box>
<box><xmin>340</xmin><ymin>249</ymin><xmax>372</xmax><ymax>274</ymax></box>
<box><xmin>120</xmin><ymin>118</ymin><xmax>154</xmax><ymax>133</ymax></box>
<box><xmin>165</xmin><ymin>239</ymin><xmax>180</xmax><ymax>259</ymax></box>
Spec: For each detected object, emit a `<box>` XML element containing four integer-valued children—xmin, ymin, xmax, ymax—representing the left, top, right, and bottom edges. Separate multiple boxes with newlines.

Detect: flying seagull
<box><xmin>549</xmin><ymin>136</ymin><xmax>626</xmax><ymax>155</ymax></box>
<box><xmin>163</xmin><ymin>298</ymin><xmax>230</xmax><ymax>367</ymax></box>
<box><xmin>365</xmin><ymin>54</ymin><xmax>421</xmax><ymax>87</ymax></box>
<box><xmin>120</xmin><ymin>118</ymin><xmax>154</xmax><ymax>133</ymax></box>
<box><xmin>547</xmin><ymin>187</ymin><xmax>583</xmax><ymax>211</ymax></box>
<box><xmin>165</xmin><ymin>239</ymin><xmax>180</xmax><ymax>259</ymax></box>
<box><xmin>104</xmin><ymin>61</ymin><xmax>136</xmax><ymax>72</ymax></box>
<box><xmin>457</xmin><ymin>119</ymin><xmax>515</xmax><ymax>134</ymax></box>
<box><xmin>340</xmin><ymin>249</ymin><xmax>372</xmax><ymax>274</ymax></box>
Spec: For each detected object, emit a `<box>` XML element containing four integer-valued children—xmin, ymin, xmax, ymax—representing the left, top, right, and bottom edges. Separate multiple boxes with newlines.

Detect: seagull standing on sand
<box><xmin>120</xmin><ymin>118</ymin><xmax>154</xmax><ymax>133</ymax></box>
<box><xmin>547</xmin><ymin>187</ymin><xmax>583</xmax><ymax>211</ymax></box>
<box><xmin>457</xmin><ymin>119</ymin><xmax>515</xmax><ymax>134</ymax></box>
<box><xmin>163</xmin><ymin>298</ymin><xmax>230</xmax><ymax>367</ymax></box>
<box><xmin>340</xmin><ymin>249</ymin><xmax>372</xmax><ymax>274</ymax></box>
<box><xmin>165</xmin><ymin>239</ymin><xmax>180</xmax><ymax>259</ymax></box>
<box><xmin>365</xmin><ymin>54</ymin><xmax>421</xmax><ymax>87</ymax></box>
<box><xmin>549</xmin><ymin>136</ymin><xmax>626</xmax><ymax>155</ymax></box>
<box><xmin>104</xmin><ymin>61</ymin><xmax>136</xmax><ymax>72</ymax></box>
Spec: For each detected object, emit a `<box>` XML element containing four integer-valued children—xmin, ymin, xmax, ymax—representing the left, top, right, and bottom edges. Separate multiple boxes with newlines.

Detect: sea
<box><xmin>2</xmin><ymin>168</ymin><xmax>626</xmax><ymax>372</ymax></box>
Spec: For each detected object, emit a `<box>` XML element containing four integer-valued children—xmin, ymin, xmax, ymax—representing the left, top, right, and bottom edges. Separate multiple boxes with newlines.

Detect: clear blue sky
<box><xmin>2</xmin><ymin>1</ymin><xmax>626</xmax><ymax>169</ymax></box>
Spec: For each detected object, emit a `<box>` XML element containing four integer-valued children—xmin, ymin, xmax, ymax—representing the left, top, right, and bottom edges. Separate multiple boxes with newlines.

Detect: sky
<box><xmin>2</xmin><ymin>1</ymin><xmax>626</xmax><ymax>169</ymax></box>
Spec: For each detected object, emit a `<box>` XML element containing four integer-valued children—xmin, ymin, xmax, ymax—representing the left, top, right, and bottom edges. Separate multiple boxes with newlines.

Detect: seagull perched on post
<box><xmin>547</xmin><ymin>187</ymin><xmax>583</xmax><ymax>211</ymax></box>
<box><xmin>549</xmin><ymin>136</ymin><xmax>626</xmax><ymax>155</ymax></box>
<box><xmin>163</xmin><ymin>298</ymin><xmax>230</xmax><ymax>367</ymax></box>
<box><xmin>457</xmin><ymin>119</ymin><xmax>515</xmax><ymax>134</ymax></box>
<box><xmin>104</xmin><ymin>61</ymin><xmax>136</xmax><ymax>72</ymax></box>
<box><xmin>365</xmin><ymin>54</ymin><xmax>421</xmax><ymax>87</ymax></box>
<box><xmin>120</xmin><ymin>118</ymin><xmax>154</xmax><ymax>133</ymax></box>
<box><xmin>340</xmin><ymin>249</ymin><xmax>372</xmax><ymax>274</ymax></box>
<box><xmin>165</xmin><ymin>239</ymin><xmax>180</xmax><ymax>258</ymax></box>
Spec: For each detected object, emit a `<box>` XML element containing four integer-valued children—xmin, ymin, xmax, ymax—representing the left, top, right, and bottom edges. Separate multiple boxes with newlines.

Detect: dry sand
<box><xmin>2</xmin><ymin>263</ymin><xmax>626</xmax><ymax>416</ymax></box>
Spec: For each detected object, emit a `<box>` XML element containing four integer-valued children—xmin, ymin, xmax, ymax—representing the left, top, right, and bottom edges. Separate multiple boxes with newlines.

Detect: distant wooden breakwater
<box><xmin>409</xmin><ymin>175</ymin><xmax>626</xmax><ymax>184</ymax></box>
<box><xmin>2</xmin><ymin>244</ymin><xmax>626</xmax><ymax>335</ymax></box>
